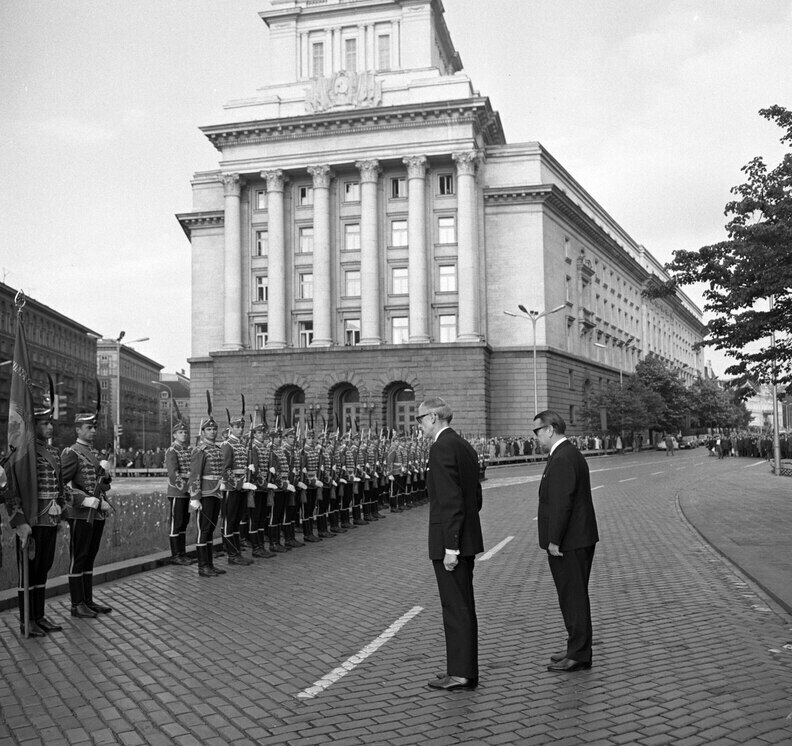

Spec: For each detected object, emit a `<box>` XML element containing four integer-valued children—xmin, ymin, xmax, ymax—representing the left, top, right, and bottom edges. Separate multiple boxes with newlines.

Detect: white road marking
<box><xmin>651</xmin><ymin>471</ymin><xmax>664</xmax><ymax>475</ymax></box>
<box><xmin>743</xmin><ymin>461</ymin><xmax>767</xmax><ymax>469</ymax></box>
<box><xmin>296</xmin><ymin>606</ymin><xmax>424</xmax><ymax>699</ymax></box>
<box><xmin>478</xmin><ymin>536</ymin><xmax>514</xmax><ymax>561</ymax></box>
<box><xmin>619</xmin><ymin>477</ymin><xmax>637</xmax><ymax>483</ymax></box>
<box><xmin>592</xmin><ymin>485</ymin><xmax>603</xmax><ymax>490</ymax></box>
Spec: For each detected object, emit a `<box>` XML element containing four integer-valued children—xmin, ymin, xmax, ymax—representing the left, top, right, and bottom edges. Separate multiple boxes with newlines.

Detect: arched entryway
<box><xmin>384</xmin><ymin>382</ymin><xmax>416</xmax><ymax>434</ymax></box>
<box><xmin>275</xmin><ymin>385</ymin><xmax>305</xmax><ymax>429</ymax></box>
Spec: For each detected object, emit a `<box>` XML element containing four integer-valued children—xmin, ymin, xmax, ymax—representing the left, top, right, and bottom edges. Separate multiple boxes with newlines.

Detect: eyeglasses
<box><xmin>415</xmin><ymin>413</ymin><xmax>431</xmax><ymax>423</ymax></box>
<box><xmin>533</xmin><ymin>425</ymin><xmax>547</xmax><ymax>437</ymax></box>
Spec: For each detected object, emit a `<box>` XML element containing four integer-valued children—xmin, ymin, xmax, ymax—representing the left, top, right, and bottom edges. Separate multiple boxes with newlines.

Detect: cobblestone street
<box><xmin>1</xmin><ymin>450</ymin><xmax>791</xmax><ymax>745</ymax></box>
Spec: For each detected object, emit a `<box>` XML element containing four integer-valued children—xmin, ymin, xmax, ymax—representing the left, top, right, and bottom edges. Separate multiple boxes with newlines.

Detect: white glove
<box><xmin>248</xmin><ymin>463</ymin><xmax>256</xmax><ymax>473</ymax></box>
<box><xmin>269</xmin><ymin>466</ymin><xmax>276</xmax><ymax>474</ymax></box>
<box><xmin>190</xmin><ymin>499</ymin><xmax>201</xmax><ymax>512</ymax></box>
<box><xmin>0</xmin><ymin>465</ymin><xmax>7</xmax><ymax>488</ymax></box>
<box><xmin>100</xmin><ymin>500</ymin><xmax>112</xmax><ymax>512</ymax></box>
<box><xmin>388</xmin><ymin>475</ymin><xmax>395</xmax><ymax>481</ymax></box>
<box><xmin>266</xmin><ymin>482</ymin><xmax>278</xmax><ymax>490</ymax></box>
<box><xmin>243</xmin><ymin>482</ymin><xmax>257</xmax><ymax>491</ymax></box>
<box><xmin>14</xmin><ymin>523</ymin><xmax>32</xmax><ymax>548</ymax></box>
<box><xmin>99</xmin><ymin>459</ymin><xmax>111</xmax><ymax>471</ymax></box>
<box><xmin>286</xmin><ymin>483</ymin><xmax>296</xmax><ymax>493</ymax></box>
<box><xmin>82</xmin><ymin>496</ymin><xmax>101</xmax><ymax>510</ymax></box>
<box><xmin>297</xmin><ymin>481</ymin><xmax>307</xmax><ymax>490</ymax></box>
<box><xmin>314</xmin><ymin>479</ymin><xmax>324</xmax><ymax>488</ymax></box>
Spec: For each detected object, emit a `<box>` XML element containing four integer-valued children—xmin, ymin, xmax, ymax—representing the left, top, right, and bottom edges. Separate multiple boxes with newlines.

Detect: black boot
<box><xmin>284</xmin><ymin>523</ymin><xmax>305</xmax><ymax>548</ymax></box>
<box><xmin>69</xmin><ymin>576</ymin><xmax>97</xmax><ymax>618</ymax></box>
<box><xmin>83</xmin><ymin>574</ymin><xmax>112</xmax><ymax>614</ymax></box>
<box><xmin>353</xmin><ymin>505</ymin><xmax>367</xmax><ymax>525</ymax></box>
<box><xmin>170</xmin><ymin>536</ymin><xmax>191</xmax><ymax>565</ymax></box>
<box><xmin>317</xmin><ymin>515</ymin><xmax>334</xmax><ymax>538</ymax></box>
<box><xmin>34</xmin><ymin>586</ymin><xmax>62</xmax><ymax>632</ymax></box>
<box><xmin>18</xmin><ymin>589</ymin><xmax>46</xmax><ymax>636</ymax></box>
<box><xmin>302</xmin><ymin>519</ymin><xmax>321</xmax><ymax>542</ymax></box>
<box><xmin>197</xmin><ymin>545</ymin><xmax>215</xmax><ymax>577</ymax></box>
<box><xmin>229</xmin><ymin>535</ymin><xmax>254</xmax><ymax>565</ymax></box>
<box><xmin>177</xmin><ymin>533</ymin><xmax>196</xmax><ymax>564</ymax></box>
<box><xmin>268</xmin><ymin>526</ymin><xmax>288</xmax><ymax>552</ymax></box>
<box><xmin>208</xmin><ymin>543</ymin><xmax>226</xmax><ymax>575</ymax></box>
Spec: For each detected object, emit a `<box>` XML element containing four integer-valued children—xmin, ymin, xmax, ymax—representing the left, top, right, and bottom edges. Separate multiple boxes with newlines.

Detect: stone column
<box><xmin>332</xmin><ymin>26</ymin><xmax>341</xmax><ymax>72</ymax></box>
<box><xmin>308</xmin><ymin>164</ymin><xmax>334</xmax><ymax>347</ymax></box>
<box><xmin>453</xmin><ymin>151</ymin><xmax>480</xmax><ymax>341</ymax></box>
<box><xmin>356</xmin><ymin>159</ymin><xmax>381</xmax><ymax>345</ymax></box>
<box><xmin>263</xmin><ymin>170</ymin><xmax>287</xmax><ymax>348</ymax></box>
<box><xmin>222</xmin><ymin>173</ymin><xmax>242</xmax><ymax>350</ymax></box>
<box><xmin>404</xmin><ymin>156</ymin><xmax>429</xmax><ymax>343</ymax></box>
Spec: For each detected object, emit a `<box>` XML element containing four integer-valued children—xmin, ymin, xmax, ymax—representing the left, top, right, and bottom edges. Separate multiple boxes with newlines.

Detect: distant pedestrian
<box><xmin>533</xmin><ymin>410</ymin><xmax>599</xmax><ymax>672</ymax></box>
<box><xmin>418</xmin><ymin>397</ymin><xmax>483</xmax><ymax>691</ymax></box>
<box><xmin>665</xmin><ymin>435</ymin><xmax>675</xmax><ymax>456</ymax></box>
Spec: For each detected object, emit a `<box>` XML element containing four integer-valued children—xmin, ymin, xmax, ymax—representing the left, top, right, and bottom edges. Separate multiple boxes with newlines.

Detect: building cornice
<box><xmin>200</xmin><ymin>98</ymin><xmax>504</xmax><ymax>151</ymax></box>
<box><xmin>175</xmin><ymin>210</ymin><xmax>224</xmax><ymax>240</ymax></box>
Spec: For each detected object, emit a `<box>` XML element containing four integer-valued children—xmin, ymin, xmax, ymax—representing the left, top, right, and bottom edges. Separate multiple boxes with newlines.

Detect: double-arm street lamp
<box><xmin>115</xmin><ymin>332</ymin><xmax>150</xmax><ymax>457</ymax></box>
<box><xmin>504</xmin><ymin>303</ymin><xmax>567</xmax><ymax>414</ymax></box>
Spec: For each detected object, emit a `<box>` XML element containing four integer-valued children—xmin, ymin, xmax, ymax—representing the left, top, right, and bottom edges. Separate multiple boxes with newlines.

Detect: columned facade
<box><xmin>453</xmin><ymin>151</ymin><xmax>480</xmax><ymax>342</ymax></box>
<box><xmin>357</xmin><ymin>159</ymin><xmax>381</xmax><ymax>345</ymax></box>
<box><xmin>405</xmin><ymin>155</ymin><xmax>429</xmax><ymax>343</ymax></box>
<box><xmin>308</xmin><ymin>164</ymin><xmax>333</xmax><ymax>347</ymax></box>
<box><xmin>222</xmin><ymin>173</ymin><xmax>242</xmax><ymax>349</ymax></box>
<box><xmin>263</xmin><ymin>169</ymin><xmax>287</xmax><ymax>349</ymax></box>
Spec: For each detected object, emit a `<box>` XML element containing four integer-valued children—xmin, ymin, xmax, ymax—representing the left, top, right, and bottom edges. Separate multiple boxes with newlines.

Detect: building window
<box><xmin>298</xmin><ymin>185</ymin><xmax>313</xmax><ymax>206</ymax></box>
<box><xmin>311</xmin><ymin>42</ymin><xmax>325</xmax><ymax>78</ymax></box>
<box><xmin>569</xmin><ymin>405</ymin><xmax>576</xmax><ymax>425</ymax></box>
<box><xmin>438</xmin><ymin>264</ymin><xmax>456</xmax><ymax>292</ymax></box>
<box><xmin>345</xmin><ymin>318</ymin><xmax>361</xmax><ymax>346</ymax></box>
<box><xmin>345</xmin><ymin>270</ymin><xmax>361</xmax><ymax>297</ymax></box>
<box><xmin>344</xmin><ymin>181</ymin><xmax>360</xmax><ymax>202</ymax></box>
<box><xmin>344</xmin><ymin>223</ymin><xmax>360</xmax><ymax>251</ymax></box>
<box><xmin>344</xmin><ymin>38</ymin><xmax>357</xmax><ymax>72</ymax></box>
<box><xmin>299</xmin><ymin>272</ymin><xmax>314</xmax><ymax>300</ymax></box>
<box><xmin>439</xmin><ymin>314</ymin><xmax>457</xmax><ymax>343</ymax></box>
<box><xmin>377</xmin><ymin>34</ymin><xmax>391</xmax><ymax>71</ymax></box>
<box><xmin>438</xmin><ymin>174</ymin><xmax>454</xmax><ymax>195</ymax></box>
<box><xmin>392</xmin><ymin>316</ymin><xmax>409</xmax><ymax>344</ymax></box>
<box><xmin>254</xmin><ymin>323</ymin><xmax>268</xmax><ymax>349</ymax></box>
<box><xmin>298</xmin><ymin>226</ymin><xmax>314</xmax><ymax>253</ymax></box>
<box><xmin>254</xmin><ymin>190</ymin><xmax>267</xmax><ymax>210</ymax></box>
<box><xmin>438</xmin><ymin>216</ymin><xmax>456</xmax><ymax>244</ymax></box>
<box><xmin>390</xmin><ymin>177</ymin><xmax>406</xmax><ymax>199</ymax></box>
<box><xmin>299</xmin><ymin>321</ymin><xmax>314</xmax><ymax>348</ymax></box>
<box><xmin>255</xmin><ymin>229</ymin><xmax>268</xmax><ymax>257</ymax></box>
<box><xmin>391</xmin><ymin>219</ymin><xmax>408</xmax><ymax>247</ymax></box>
<box><xmin>569</xmin><ymin>369</ymin><xmax>574</xmax><ymax>390</ymax></box>
<box><xmin>392</xmin><ymin>267</ymin><xmax>408</xmax><ymax>295</ymax></box>
<box><xmin>255</xmin><ymin>275</ymin><xmax>268</xmax><ymax>302</ymax></box>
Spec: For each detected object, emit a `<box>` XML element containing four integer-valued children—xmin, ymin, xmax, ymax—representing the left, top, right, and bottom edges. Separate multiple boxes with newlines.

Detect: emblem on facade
<box><xmin>305</xmin><ymin>70</ymin><xmax>382</xmax><ymax>113</ymax></box>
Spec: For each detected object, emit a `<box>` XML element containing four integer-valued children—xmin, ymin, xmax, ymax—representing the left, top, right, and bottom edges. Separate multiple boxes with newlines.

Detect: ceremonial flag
<box><xmin>6</xmin><ymin>298</ymin><xmax>38</xmax><ymax>524</ymax></box>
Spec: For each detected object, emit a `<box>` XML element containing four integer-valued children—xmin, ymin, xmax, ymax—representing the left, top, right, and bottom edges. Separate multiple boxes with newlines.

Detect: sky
<box><xmin>1</xmin><ymin>0</ymin><xmax>790</xmax><ymax>375</ymax></box>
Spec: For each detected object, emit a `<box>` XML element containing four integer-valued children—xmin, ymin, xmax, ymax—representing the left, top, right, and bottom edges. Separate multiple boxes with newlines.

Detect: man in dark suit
<box><xmin>534</xmin><ymin>409</ymin><xmax>599</xmax><ymax>672</ymax></box>
<box><xmin>417</xmin><ymin>397</ymin><xmax>484</xmax><ymax>691</ymax></box>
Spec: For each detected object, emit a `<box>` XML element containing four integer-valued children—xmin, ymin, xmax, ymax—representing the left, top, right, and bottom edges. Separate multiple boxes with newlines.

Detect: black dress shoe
<box><xmin>547</xmin><ymin>658</ymin><xmax>592</xmax><ymax>672</ymax></box>
<box><xmin>86</xmin><ymin>600</ymin><xmax>112</xmax><ymax>614</ymax></box>
<box><xmin>427</xmin><ymin>675</ymin><xmax>478</xmax><ymax>690</ymax></box>
<box><xmin>36</xmin><ymin>617</ymin><xmax>63</xmax><ymax>633</ymax></box>
<box><xmin>170</xmin><ymin>555</ymin><xmax>193</xmax><ymax>566</ymax></box>
<box><xmin>549</xmin><ymin>651</ymin><xmax>567</xmax><ymax>663</ymax></box>
<box><xmin>20</xmin><ymin>621</ymin><xmax>47</xmax><ymax>637</ymax></box>
<box><xmin>71</xmin><ymin>603</ymin><xmax>98</xmax><ymax>619</ymax></box>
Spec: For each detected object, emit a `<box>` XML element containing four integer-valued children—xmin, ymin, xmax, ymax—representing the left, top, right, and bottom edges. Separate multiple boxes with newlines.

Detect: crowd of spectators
<box><xmin>114</xmin><ymin>447</ymin><xmax>166</xmax><ymax>470</ymax></box>
<box><xmin>704</xmin><ymin>431</ymin><xmax>792</xmax><ymax>460</ymax></box>
<box><xmin>482</xmin><ymin>432</ymin><xmax>639</xmax><ymax>461</ymax></box>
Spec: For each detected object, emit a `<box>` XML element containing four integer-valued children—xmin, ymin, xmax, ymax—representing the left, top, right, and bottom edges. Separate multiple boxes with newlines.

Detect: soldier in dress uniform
<box><xmin>267</xmin><ymin>428</ymin><xmax>292</xmax><ymax>551</ymax></box>
<box><xmin>248</xmin><ymin>416</ymin><xmax>277</xmax><ymax>558</ymax></box>
<box><xmin>165</xmin><ymin>416</ymin><xmax>194</xmax><ymax>566</ymax></box>
<box><xmin>61</xmin><ymin>411</ymin><xmax>113</xmax><ymax>618</ymax></box>
<box><xmin>312</xmin><ymin>430</ymin><xmax>334</xmax><ymax>539</ymax></box>
<box><xmin>346</xmin><ymin>432</ymin><xmax>367</xmax><ymax>527</ymax></box>
<box><xmin>188</xmin><ymin>397</ymin><xmax>227</xmax><ymax>578</ymax></box>
<box><xmin>5</xmin><ymin>390</ymin><xmax>66</xmax><ymax>635</ymax></box>
<box><xmin>281</xmin><ymin>428</ymin><xmax>305</xmax><ymax>548</ymax></box>
<box><xmin>220</xmin><ymin>401</ymin><xmax>254</xmax><ymax>566</ymax></box>
<box><xmin>386</xmin><ymin>433</ymin><xmax>406</xmax><ymax>513</ymax></box>
<box><xmin>323</xmin><ymin>431</ymin><xmax>345</xmax><ymax>535</ymax></box>
<box><xmin>299</xmin><ymin>429</ymin><xmax>323</xmax><ymax>542</ymax></box>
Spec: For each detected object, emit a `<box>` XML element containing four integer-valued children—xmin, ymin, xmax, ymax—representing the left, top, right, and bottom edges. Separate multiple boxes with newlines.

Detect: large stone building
<box><xmin>177</xmin><ymin>0</ymin><xmax>705</xmax><ymax>435</ymax></box>
<box><xmin>0</xmin><ymin>282</ymin><xmax>99</xmax><ymax>450</ymax></box>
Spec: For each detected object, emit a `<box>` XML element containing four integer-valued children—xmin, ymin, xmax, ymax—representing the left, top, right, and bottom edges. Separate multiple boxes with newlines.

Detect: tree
<box><xmin>632</xmin><ymin>355</ymin><xmax>690</xmax><ymax>432</ymax></box>
<box><xmin>687</xmin><ymin>378</ymin><xmax>751</xmax><ymax>431</ymax></box>
<box><xmin>651</xmin><ymin>106</ymin><xmax>792</xmax><ymax>386</ymax></box>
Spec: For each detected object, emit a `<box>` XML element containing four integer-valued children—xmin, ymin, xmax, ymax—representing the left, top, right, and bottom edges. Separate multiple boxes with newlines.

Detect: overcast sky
<box><xmin>1</xmin><ymin>0</ymin><xmax>790</xmax><ymax>375</ymax></box>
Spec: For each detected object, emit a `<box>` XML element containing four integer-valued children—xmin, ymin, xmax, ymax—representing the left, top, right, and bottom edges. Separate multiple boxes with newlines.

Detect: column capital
<box><xmin>355</xmin><ymin>159</ymin><xmax>381</xmax><ymax>183</ymax></box>
<box><xmin>261</xmin><ymin>170</ymin><xmax>286</xmax><ymax>192</ymax></box>
<box><xmin>403</xmin><ymin>155</ymin><xmax>428</xmax><ymax>179</ymax></box>
<box><xmin>307</xmin><ymin>164</ymin><xmax>334</xmax><ymax>189</ymax></box>
<box><xmin>221</xmin><ymin>173</ymin><xmax>241</xmax><ymax>197</ymax></box>
<box><xmin>452</xmin><ymin>150</ymin><xmax>480</xmax><ymax>177</ymax></box>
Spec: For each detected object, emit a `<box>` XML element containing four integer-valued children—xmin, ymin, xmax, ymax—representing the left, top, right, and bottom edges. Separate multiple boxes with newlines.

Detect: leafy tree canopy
<box><xmin>649</xmin><ymin>106</ymin><xmax>792</xmax><ymax>386</ymax></box>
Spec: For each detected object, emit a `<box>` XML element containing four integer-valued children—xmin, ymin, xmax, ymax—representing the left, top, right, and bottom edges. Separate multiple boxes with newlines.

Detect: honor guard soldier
<box><xmin>299</xmin><ymin>429</ymin><xmax>323</xmax><ymax>542</ymax></box>
<box><xmin>386</xmin><ymin>434</ymin><xmax>406</xmax><ymax>513</ymax></box>
<box><xmin>220</xmin><ymin>400</ymin><xmax>254</xmax><ymax>566</ymax></box>
<box><xmin>281</xmin><ymin>428</ymin><xmax>305</xmax><ymax>548</ymax></box>
<box><xmin>165</xmin><ymin>417</ymin><xmax>194</xmax><ymax>565</ymax></box>
<box><xmin>312</xmin><ymin>431</ymin><xmax>334</xmax><ymax>539</ymax></box>
<box><xmin>323</xmin><ymin>432</ymin><xmax>345</xmax><ymax>534</ymax></box>
<box><xmin>267</xmin><ymin>428</ymin><xmax>291</xmax><ymax>551</ymax></box>
<box><xmin>188</xmin><ymin>395</ymin><xmax>227</xmax><ymax>578</ymax></box>
<box><xmin>248</xmin><ymin>416</ymin><xmax>277</xmax><ymax>558</ymax></box>
<box><xmin>62</xmin><ymin>411</ymin><xmax>113</xmax><ymax>618</ymax></box>
<box><xmin>5</xmin><ymin>389</ymin><xmax>66</xmax><ymax>635</ymax></box>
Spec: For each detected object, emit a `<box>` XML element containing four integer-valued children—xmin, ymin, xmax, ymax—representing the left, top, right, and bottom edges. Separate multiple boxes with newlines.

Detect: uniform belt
<box><xmin>38</xmin><ymin>492</ymin><xmax>59</xmax><ymax>500</ymax></box>
<box><xmin>232</xmin><ymin>469</ymin><xmax>246</xmax><ymax>474</ymax></box>
<box><xmin>202</xmin><ymin>476</ymin><xmax>221</xmax><ymax>482</ymax></box>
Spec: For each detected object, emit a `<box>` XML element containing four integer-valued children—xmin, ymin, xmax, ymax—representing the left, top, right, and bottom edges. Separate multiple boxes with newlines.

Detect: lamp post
<box><xmin>504</xmin><ymin>303</ymin><xmax>567</xmax><ymax>414</ymax></box>
<box><xmin>152</xmin><ymin>380</ymin><xmax>174</xmax><ymax>437</ymax></box>
<box><xmin>114</xmin><ymin>332</ymin><xmax>150</xmax><ymax>457</ymax></box>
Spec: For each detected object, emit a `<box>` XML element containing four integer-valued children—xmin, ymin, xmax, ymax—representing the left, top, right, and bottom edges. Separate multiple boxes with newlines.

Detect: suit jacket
<box><xmin>427</xmin><ymin>428</ymin><xmax>484</xmax><ymax>560</ymax></box>
<box><xmin>537</xmin><ymin>439</ymin><xmax>599</xmax><ymax>551</ymax></box>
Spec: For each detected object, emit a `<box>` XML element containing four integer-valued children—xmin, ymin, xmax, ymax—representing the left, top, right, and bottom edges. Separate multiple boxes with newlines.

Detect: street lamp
<box><xmin>152</xmin><ymin>380</ymin><xmax>174</xmax><ymax>436</ymax></box>
<box><xmin>115</xmin><ymin>332</ymin><xmax>150</xmax><ymax>458</ymax></box>
<box><xmin>504</xmin><ymin>303</ymin><xmax>567</xmax><ymax>414</ymax></box>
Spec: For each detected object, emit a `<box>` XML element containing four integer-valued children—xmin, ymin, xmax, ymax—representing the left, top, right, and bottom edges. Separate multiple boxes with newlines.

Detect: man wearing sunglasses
<box><xmin>533</xmin><ymin>410</ymin><xmax>599</xmax><ymax>672</ymax></box>
<box><xmin>416</xmin><ymin>397</ymin><xmax>483</xmax><ymax>691</ymax></box>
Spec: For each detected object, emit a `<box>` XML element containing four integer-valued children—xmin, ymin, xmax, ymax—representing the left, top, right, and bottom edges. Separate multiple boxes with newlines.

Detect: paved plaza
<box><xmin>1</xmin><ymin>450</ymin><xmax>791</xmax><ymax>745</ymax></box>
